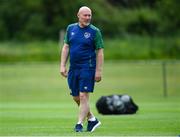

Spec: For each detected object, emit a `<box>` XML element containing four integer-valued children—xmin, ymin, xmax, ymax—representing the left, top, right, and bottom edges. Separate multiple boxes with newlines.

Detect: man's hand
<box><xmin>95</xmin><ymin>70</ymin><xmax>102</xmax><ymax>82</ymax></box>
<box><xmin>60</xmin><ymin>66</ymin><xmax>68</xmax><ymax>77</ymax></box>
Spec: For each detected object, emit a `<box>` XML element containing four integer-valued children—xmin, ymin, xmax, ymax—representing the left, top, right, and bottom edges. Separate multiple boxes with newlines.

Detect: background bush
<box><xmin>0</xmin><ymin>0</ymin><xmax>179</xmax><ymax>61</ymax></box>
<box><xmin>0</xmin><ymin>0</ymin><xmax>179</xmax><ymax>41</ymax></box>
<box><xmin>0</xmin><ymin>36</ymin><xmax>179</xmax><ymax>62</ymax></box>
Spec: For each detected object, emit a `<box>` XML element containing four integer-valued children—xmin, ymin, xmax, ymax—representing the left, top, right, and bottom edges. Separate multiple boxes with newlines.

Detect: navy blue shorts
<box><xmin>67</xmin><ymin>69</ymin><xmax>95</xmax><ymax>96</ymax></box>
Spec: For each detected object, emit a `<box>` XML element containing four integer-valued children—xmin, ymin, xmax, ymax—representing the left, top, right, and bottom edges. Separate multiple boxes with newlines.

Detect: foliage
<box><xmin>0</xmin><ymin>36</ymin><xmax>179</xmax><ymax>62</ymax></box>
<box><xmin>156</xmin><ymin>0</ymin><xmax>180</xmax><ymax>35</ymax></box>
<box><xmin>0</xmin><ymin>0</ymin><xmax>179</xmax><ymax>40</ymax></box>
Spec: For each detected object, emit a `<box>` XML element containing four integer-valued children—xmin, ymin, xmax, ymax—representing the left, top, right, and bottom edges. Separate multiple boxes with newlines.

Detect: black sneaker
<box><xmin>74</xmin><ymin>124</ymin><xmax>83</xmax><ymax>132</ymax></box>
<box><xmin>87</xmin><ymin>118</ymin><xmax>101</xmax><ymax>132</ymax></box>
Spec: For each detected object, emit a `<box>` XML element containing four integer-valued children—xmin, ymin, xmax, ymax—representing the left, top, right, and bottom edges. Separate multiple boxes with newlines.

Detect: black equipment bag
<box><xmin>96</xmin><ymin>95</ymin><xmax>138</xmax><ymax>115</ymax></box>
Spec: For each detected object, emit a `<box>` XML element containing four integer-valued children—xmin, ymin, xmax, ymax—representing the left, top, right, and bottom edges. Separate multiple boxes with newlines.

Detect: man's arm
<box><xmin>95</xmin><ymin>48</ymin><xmax>104</xmax><ymax>82</ymax></box>
<box><xmin>60</xmin><ymin>43</ymin><xmax>69</xmax><ymax>77</ymax></box>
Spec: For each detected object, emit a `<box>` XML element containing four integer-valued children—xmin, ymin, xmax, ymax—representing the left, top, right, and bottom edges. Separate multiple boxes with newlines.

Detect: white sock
<box><xmin>88</xmin><ymin>117</ymin><xmax>96</xmax><ymax>121</ymax></box>
<box><xmin>77</xmin><ymin>121</ymin><xmax>83</xmax><ymax>125</ymax></box>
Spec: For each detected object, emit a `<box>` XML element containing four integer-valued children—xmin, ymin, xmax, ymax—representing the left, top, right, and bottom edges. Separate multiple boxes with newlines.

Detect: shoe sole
<box><xmin>75</xmin><ymin>129</ymin><xmax>83</xmax><ymax>132</ymax></box>
<box><xmin>75</xmin><ymin>130</ymin><xmax>83</xmax><ymax>132</ymax></box>
<box><xmin>90</xmin><ymin>121</ymin><xmax>101</xmax><ymax>132</ymax></box>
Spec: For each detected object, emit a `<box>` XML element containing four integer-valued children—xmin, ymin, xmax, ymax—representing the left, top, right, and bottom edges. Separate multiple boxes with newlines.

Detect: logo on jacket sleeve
<box><xmin>84</xmin><ymin>32</ymin><xmax>91</xmax><ymax>39</ymax></box>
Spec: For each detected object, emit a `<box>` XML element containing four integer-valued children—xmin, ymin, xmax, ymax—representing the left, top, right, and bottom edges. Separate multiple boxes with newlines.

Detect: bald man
<box><xmin>60</xmin><ymin>6</ymin><xmax>104</xmax><ymax>132</ymax></box>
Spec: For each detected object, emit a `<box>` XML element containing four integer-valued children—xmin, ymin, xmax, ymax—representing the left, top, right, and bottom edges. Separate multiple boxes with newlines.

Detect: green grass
<box><xmin>0</xmin><ymin>36</ymin><xmax>180</xmax><ymax>62</ymax></box>
<box><xmin>0</xmin><ymin>41</ymin><xmax>60</xmax><ymax>62</ymax></box>
<box><xmin>0</xmin><ymin>61</ymin><xmax>180</xmax><ymax>136</ymax></box>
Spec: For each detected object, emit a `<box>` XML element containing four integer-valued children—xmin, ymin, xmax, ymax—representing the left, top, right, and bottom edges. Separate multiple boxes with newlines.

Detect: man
<box><xmin>60</xmin><ymin>6</ymin><xmax>104</xmax><ymax>132</ymax></box>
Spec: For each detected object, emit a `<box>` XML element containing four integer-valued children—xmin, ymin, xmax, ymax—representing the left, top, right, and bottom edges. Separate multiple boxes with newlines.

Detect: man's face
<box><xmin>78</xmin><ymin>9</ymin><xmax>92</xmax><ymax>27</ymax></box>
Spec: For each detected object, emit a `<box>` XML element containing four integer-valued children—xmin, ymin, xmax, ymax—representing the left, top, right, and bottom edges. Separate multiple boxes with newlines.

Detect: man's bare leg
<box><xmin>73</xmin><ymin>92</ymin><xmax>100</xmax><ymax>132</ymax></box>
<box><xmin>73</xmin><ymin>95</ymin><xmax>95</xmax><ymax>120</ymax></box>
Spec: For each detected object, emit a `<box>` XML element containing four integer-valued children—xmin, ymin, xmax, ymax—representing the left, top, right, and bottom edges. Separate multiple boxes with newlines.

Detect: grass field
<box><xmin>1</xmin><ymin>36</ymin><xmax>180</xmax><ymax>63</ymax></box>
<box><xmin>0</xmin><ymin>61</ymin><xmax>180</xmax><ymax>136</ymax></box>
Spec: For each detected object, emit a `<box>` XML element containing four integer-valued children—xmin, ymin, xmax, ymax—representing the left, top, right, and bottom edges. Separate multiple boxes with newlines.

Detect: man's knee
<box><xmin>79</xmin><ymin>92</ymin><xmax>88</xmax><ymax>101</ymax></box>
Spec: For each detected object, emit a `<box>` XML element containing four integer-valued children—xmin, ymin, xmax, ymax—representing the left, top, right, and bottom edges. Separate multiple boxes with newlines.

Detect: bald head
<box><xmin>77</xmin><ymin>6</ymin><xmax>92</xmax><ymax>27</ymax></box>
<box><xmin>78</xmin><ymin>6</ymin><xmax>92</xmax><ymax>15</ymax></box>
